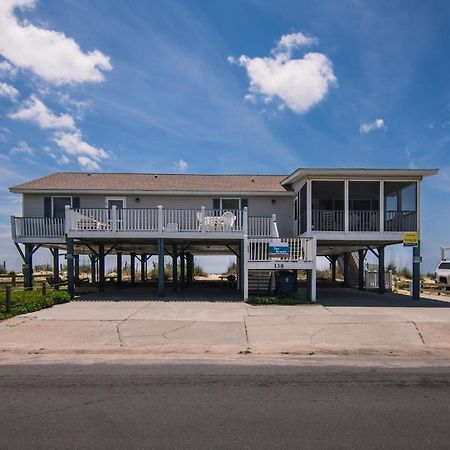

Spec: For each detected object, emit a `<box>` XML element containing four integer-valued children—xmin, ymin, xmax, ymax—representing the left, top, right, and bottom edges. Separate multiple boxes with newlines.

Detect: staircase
<box><xmin>248</xmin><ymin>270</ymin><xmax>273</xmax><ymax>295</ymax></box>
<box><xmin>337</xmin><ymin>253</ymin><xmax>359</xmax><ymax>287</ymax></box>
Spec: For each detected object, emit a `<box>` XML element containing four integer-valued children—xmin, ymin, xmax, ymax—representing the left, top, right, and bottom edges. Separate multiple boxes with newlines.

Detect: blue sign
<box><xmin>268</xmin><ymin>243</ymin><xmax>289</xmax><ymax>256</ymax></box>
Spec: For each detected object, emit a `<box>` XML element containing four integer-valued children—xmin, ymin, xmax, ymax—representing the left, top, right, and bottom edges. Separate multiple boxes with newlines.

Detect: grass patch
<box><xmin>0</xmin><ymin>287</ymin><xmax>70</xmax><ymax>320</ymax></box>
<box><xmin>246</xmin><ymin>295</ymin><xmax>308</xmax><ymax>305</ymax></box>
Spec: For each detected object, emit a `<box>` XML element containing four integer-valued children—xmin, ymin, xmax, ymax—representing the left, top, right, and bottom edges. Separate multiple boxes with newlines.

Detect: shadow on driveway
<box><xmin>317</xmin><ymin>287</ymin><xmax>450</xmax><ymax>308</ymax></box>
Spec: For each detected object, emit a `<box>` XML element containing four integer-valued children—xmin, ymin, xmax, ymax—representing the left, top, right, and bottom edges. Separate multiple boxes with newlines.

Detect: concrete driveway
<box><xmin>1</xmin><ymin>288</ymin><xmax>450</xmax><ymax>359</ymax></box>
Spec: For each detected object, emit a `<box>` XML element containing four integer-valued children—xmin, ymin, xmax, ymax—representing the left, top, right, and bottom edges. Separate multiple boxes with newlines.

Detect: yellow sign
<box><xmin>403</xmin><ymin>232</ymin><xmax>419</xmax><ymax>247</ymax></box>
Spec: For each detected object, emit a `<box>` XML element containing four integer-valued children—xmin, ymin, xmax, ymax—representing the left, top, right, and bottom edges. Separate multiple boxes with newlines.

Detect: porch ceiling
<box><xmin>37</xmin><ymin>238</ymin><xmax>241</xmax><ymax>256</ymax></box>
<box><xmin>317</xmin><ymin>239</ymin><xmax>402</xmax><ymax>256</ymax></box>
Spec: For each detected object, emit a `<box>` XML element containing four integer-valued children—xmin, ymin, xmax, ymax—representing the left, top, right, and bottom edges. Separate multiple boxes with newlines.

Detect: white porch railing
<box><xmin>62</xmin><ymin>206</ymin><xmax>276</xmax><ymax>236</ymax></box>
<box><xmin>248</xmin><ymin>237</ymin><xmax>314</xmax><ymax>262</ymax></box>
<box><xmin>312</xmin><ymin>210</ymin><xmax>345</xmax><ymax>231</ymax></box>
<box><xmin>248</xmin><ymin>215</ymin><xmax>277</xmax><ymax>237</ymax></box>
<box><xmin>349</xmin><ymin>210</ymin><xmax>380</xmax><ymax>232</ymax></box>
<box><xmin>11</xmin><ymin>217</ymin><xmax>65</xmax><ymax>238</ymax></box>
<box><xmin>12</xmin><ymin>208</ymin><xmax>278</xmax><ymax>239</ymax></box>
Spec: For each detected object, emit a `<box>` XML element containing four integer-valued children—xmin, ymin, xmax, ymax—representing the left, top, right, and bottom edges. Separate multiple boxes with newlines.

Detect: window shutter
<box><xmin>213</xmin><ymin>198</ymin><xmax>220</xmax><ymax>210</ymax></box>
<box><xmin>241</xmin><ymin>198</ymin><xmax>248</xmax><ymax>209</ymax></box>
<box><xmin>72</xmin><ymin>197</ymin><xmax>80</xmax><ymax>209</ymax></box>
<box><xmin>44</xmin><ymin>197</ymin><xmax>52</xmax><ymax>218</ymax></box>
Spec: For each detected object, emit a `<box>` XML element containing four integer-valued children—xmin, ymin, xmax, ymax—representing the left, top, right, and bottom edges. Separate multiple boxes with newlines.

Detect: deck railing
<box><xmin>384</xmin><ymin>210</ymin><xmax>417</xmax><ymax>232</ymax></box>
<box><xmin>248</xmin><ymin>216</ymin><xmax>276</xmax><ymax>237</ymax></box>
<box><xmin>62</xmin><ymin>206</ymin><xmax>276</xmax><ymax>236</ymax></box>
<box><xmin>11</xmin><ymin>217</ymin><xmax>65</xmax><ymax>238</ymax></box>
<box><xmin>312</xmin><ymin>210</ymin><xmax>345</xmax><ymax>231</ymax></box>
<box><xmin>349</xmin><ymin>210</ymin><xmax>380</xmax><ymax>232</ymax></box>
<box><xmin>248</xmin><ymin>237</ymin><xmax>314</xmax><ymax>262</ymax></box>
<box><xmin>12</xmin><ymin>208</ymin><xmax>279</xmax><ymax>239</ymax></box>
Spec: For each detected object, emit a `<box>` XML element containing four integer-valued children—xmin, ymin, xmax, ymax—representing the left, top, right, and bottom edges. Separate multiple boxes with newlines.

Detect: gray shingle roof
<box><xmin>10</xmin><ymin>172</ymin><xmax>290</xmax><ymax>193</ymax></box>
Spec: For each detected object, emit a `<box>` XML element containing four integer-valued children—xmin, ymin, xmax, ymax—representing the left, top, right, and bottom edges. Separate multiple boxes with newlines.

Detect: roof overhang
<box><xmin>282</xmin><ymin>168</ymin><xmax>439</xmax><ymax>186</ymax></box>
<box><xmin>9</xmin><ymin>188</ymin><xmax>294</xmax><ymax>196</ymax></box>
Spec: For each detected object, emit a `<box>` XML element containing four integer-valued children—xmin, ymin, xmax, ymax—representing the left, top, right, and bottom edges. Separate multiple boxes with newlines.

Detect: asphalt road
<box><xmin>1</xmin><ymin>364</ymin><xmax>450</xmax><ymax>449</ymax></box>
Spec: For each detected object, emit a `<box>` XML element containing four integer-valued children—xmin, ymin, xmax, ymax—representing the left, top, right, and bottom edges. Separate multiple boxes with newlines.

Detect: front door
<box><xmin>106</xmin><ymin>198</ymin><xmax>126</xmax><ymax>229</ymax></box>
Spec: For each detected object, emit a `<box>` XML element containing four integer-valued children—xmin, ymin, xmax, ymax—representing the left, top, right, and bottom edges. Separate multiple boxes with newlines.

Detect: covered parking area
<box><xmin>316</xmin><ymin>239</ymin><xmax>421</xmax><ymax>299</ymax></box>
<box><xmin>47</xmin><ymin>237</ymin><xmax>246</xmax><ymax>301</ymax></box>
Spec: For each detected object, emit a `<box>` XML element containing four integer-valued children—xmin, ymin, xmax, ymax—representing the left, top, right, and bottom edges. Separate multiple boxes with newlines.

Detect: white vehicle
<box><xmin>435</xmin><ymin>261</ymin><xmax>450</xmax><ymax>284</ymax></box>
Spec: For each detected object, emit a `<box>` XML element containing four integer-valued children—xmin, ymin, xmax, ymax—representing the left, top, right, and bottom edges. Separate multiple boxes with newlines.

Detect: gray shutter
<box><xmin>72</xmin><ymin>197</ymin><xmax>80</xmax><ymax>209</ymax></box>
<box><xmin>44</xmin><ymin>197</ymin><xmax>52</xmax><ymax>218</ymax></box>
<box><xmin>241</xmin><ymin>199</ymin><xmax>248</xmax><ymax>209</ymax></box>
<box><xmin>213</xmin><ymin>198</ymin><xmax>220</xmax><ymax>209</ymax></box>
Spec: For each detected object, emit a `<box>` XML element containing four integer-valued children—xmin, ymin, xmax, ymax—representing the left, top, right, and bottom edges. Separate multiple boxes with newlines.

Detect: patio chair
<box><xmin>221</xmin><ymin>211</ymin><xmax>236</xmax><ymax>231</ymax></box>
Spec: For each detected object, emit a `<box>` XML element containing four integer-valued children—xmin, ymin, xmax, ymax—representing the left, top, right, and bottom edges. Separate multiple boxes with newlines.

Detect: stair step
<box><xmin>248</xmin><ymin>270</ymin><xmax>272</xmax><ymax>295</ymax></box>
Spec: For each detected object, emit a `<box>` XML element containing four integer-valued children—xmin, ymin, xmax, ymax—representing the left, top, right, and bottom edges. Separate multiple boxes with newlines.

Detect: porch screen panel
<box><xmin>311</xmin><ymin>181</ymin><xmax>344</xmax><ymax>231</ymax></box>
<box><xmin>384</xmin><ymin>182</ymin><xmax>417</xmax><ymax>231</ymax></box>
<box><xmin>299</xmin><ymin>185</ymin><xmax>307</xmax><ymax>234</ymax></box>
<box><xmin>348</xmin><ymin>181</ymin><xmax>380</xmax><ymax>231</ymax></box>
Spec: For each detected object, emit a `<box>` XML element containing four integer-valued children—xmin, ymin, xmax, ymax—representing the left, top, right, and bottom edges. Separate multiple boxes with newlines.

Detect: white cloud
<box><xmin>274</xmin><ymin>32</ymin><xmax>319</xmax><ymax>56</ymax></box>
<box><xmin>0</xmin><ymin>0</ymin><xmax>112</xmax><ymax>85</ymax></box>
<box><xmin>10</xmin><ymin>140</ymin><xmax>33</xmax><ymax>155</ymax></box>
<box><xmin>53</xmin><ymin>130</ymin><xmax>109</xmax><ymax>165</ymax></box>
<box><xmin>44</xmin><ymin>147</ymin><xmax>70</xmax><ymax>165</ymax></box>
<box><xmin>0</xmin><ymin>59</ymin><xmax>17</xmax><ymax>77</ymax></box>
<box><xmin>0</xmin><ymin>80</ymin><xmax>18</xmax><ymax>100</ymax></box>
<box><xmin>57</xmin><ymin>92</ymin><xmax>91</xmax><ymax>119</ymax></box>
<box><xmin>8</xmin><ymin>95</ymin><xmax>76</xmax><ymax>129</ymax></box>
<box><xmin>229</xmin><ymin>32</ymin><xmax>336</xmax><ymax>114</ymax></box>
<box><xmin>173</xmin><ymin>159</ymin><xmax>188</xmax><ymax>173</ymax></box>
<box><xmin>360</xmin><ymin>118</ymin><xmax>385</xmax><ymax>134</ymax></box>
<box><xmin>78</xmin><ymin>156</ymin><xmax>100</xmax><ymax>171</ymax></box>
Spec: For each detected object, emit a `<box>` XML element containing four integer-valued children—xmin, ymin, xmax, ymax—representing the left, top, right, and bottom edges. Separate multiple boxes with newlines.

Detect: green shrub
<box><xmin>0</xmin><ymin>287</ymin><xmax>70</xmax><ymax>320</ymax></box>
<box><xmin>247</xmin><ymin>296</ymin><xmax>307</xmax><ymax>305</ymax></box>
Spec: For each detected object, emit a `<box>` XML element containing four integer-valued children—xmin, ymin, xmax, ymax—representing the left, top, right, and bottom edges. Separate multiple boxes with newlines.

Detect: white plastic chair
<box><xmin>222</xmin><ymin>211</ymin><xmax>236</xmax><ymax>231</ymax></box>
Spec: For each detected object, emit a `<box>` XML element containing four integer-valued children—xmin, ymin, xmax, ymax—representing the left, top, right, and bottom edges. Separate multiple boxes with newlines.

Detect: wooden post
<box><xmin>412</xmin><ymin>242</ymin><xmax>421</xmax><ymax>300</ymax></box>
<box><xmin>158</xmin><ymin>238</ymin><xmax>165</xmax><ymax>298</ymax></box>
<box><xmin>172</xmin><ymin>244</ymin><xmax>178</xmax><ymax>292</ymax></box>
<box><xmin>24</xmin><ymin>244</ymin><xmax>33</xmax><ymax>290</ymax></box>
<box><xmin>116</xmin><ymin>252</ymin><xmax>122</xmax><ymax>289</ymax></box>
<box><xmin>186</xmin><ymin>252</ymin><xmax>193</xmax><ymax>285</ymax></box>
<box><xmin>98</xmin><ymin>243</ymin><xmax>105</xmax><ymax>292</ymax></box>
<box><xmin>52</xmin><ymin>247</ymin><xmax>60</xmax><ymax>290</ymax></box>
<box><xmin>343</xmin><ymin>252</ymin><xmax>350</xmax><ymax>288</ymax></box>
<box><xmin>239</xmin><ymin>240</ymin><xmax>245</xmax><ymax>299</ymax></box>
<box><xmin>130</xmin><ymin>253</ymin><xmax>135</xmax><ymax>285</ymax></box>
<box><xmin>41</xmin><ymin>282</ymin><xmax>47</xmax><ymax>296</ymax></box>
<box><xmin>12</xmin><ymin>273</ymin><xmax>16</xmax><ymax>287</ymax></box>
<box><xmin>306</xmin><ymin>269</ymin><xmax>312</xmax><ymax>302</ymax></box>
<box><xmin>180</xmin><ymin>251</ymin><xmax>185</xmax><ymax>290</ymax></box>
<box><xmin>358</xmin><ymin>250</ymin><xmax>365</xmax><ymax>290</ymax></box>
<box><xmin>74</xmin><ymin>255</ymin><xmax>80</xmax><ymax>280</ymax></box>
<box><xmin>90</xmin><ymin>255</ymin><xmax>96</xmax><ymax>284</ymax></box>
<box><xmin>331</xmin><ymin>256</ymin><xmax>337</xmax><ymax>283</ymax></box>
<box><xmin>378</xmin><ymin>246</ymin><xmax>385</xmax><ymax>294</ymax></box>
<box><xmin>66</xmin><ymin>238</ymin><xmax>75</xmax><ymax>299</ymax></box>
<box><xmin>5</xmin><ymin>285</ymin><xmax>11</xmax><ymax>313</ymax></box>
<box><xmin>141</xmin><ymin>253</ymin><xmax>146</xmax><ymax>283</ymax></box>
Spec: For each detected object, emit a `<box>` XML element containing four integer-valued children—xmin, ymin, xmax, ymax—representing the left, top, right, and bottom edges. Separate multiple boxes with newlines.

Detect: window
<box><xmin>221</xmin><ymin>198</ymin><xmax>240</xmax><ymax>210</ymax></box>
<box><xmin>106</xmin><ymin>198</ymin><xmax>126</xmax><ymax>209</ymax></box>
<box><xmin>52</xmin><ymin>197</ymin><xmax>72</xmax><ymax>218</ymax></box>
<box><xmin>438</xmin><ymin>262</ymin><xmax>450</xmax><ymax>270</ymax></box>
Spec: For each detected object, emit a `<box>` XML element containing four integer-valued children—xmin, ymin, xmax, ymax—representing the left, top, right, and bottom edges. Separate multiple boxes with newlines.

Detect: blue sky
<box><xmin>0</xmin><ymin>0</ymin><xmax>449</xmax><ymax>272</ymax></box>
